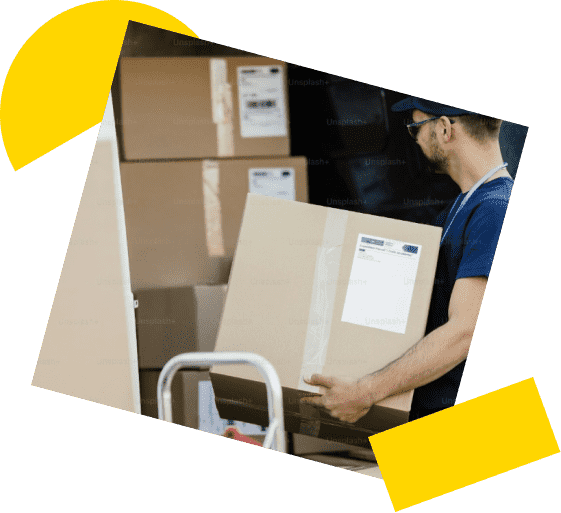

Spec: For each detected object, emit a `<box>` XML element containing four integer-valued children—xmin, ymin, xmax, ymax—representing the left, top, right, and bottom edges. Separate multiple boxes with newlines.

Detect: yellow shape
<box><xmin>1</xmin><ymin>1</ymin><xmax>196</xmax><ymax>170</ymax></box>
<box><xmin>369</xmin><ymin>378</ymin><xmax>559</xmax><ymax>511</ymax></box>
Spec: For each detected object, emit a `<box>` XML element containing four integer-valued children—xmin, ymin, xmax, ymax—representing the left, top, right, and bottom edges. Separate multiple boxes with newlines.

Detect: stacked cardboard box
<box><xmin>119</xmin><ymin>56</ymin><xmax>291</xmax><ymax>160</ymax></box>
<box><xmin>119</xmin><ymin>56</ymin><xmax>308</xmax><ymax>431</ymax></box>
<box><xmin>120</xmin><ymin>157</ymin><xmax>308</xmax><ymax>291</ymax></box>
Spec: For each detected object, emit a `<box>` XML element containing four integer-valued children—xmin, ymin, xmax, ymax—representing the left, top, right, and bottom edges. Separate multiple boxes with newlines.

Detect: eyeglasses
<box><xmin>406</xmin><ymin>116</ymin><xmax>456</xmax><ymax>140</ymax></box>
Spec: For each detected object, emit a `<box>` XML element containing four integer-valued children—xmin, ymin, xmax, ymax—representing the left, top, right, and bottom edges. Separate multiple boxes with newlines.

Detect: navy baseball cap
<box><xmin>391</xmin><ymin>96</ymin><xmax>477</xmax><ymax>117</ymax></box>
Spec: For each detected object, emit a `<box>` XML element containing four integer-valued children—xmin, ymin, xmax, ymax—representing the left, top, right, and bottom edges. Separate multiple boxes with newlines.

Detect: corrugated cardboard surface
<box><xmin>32</xmin><ymin>141</ymin><xmax>137</xmax><ymax>412</ymax></box>
<box><xmin>211</xmin><ymin>194</ymin><xmax>442</xmax><ymax>445</ymax></box>
<box><xmin>135</xmin><ymin>285</ymin><xmax>227</xmax><ymax>369</ymax></box>
<box><xmin>120</xmin><ymin>57</ymin><xmax>290</xmax><ymax>160</ymax></box>
<box><xmin>120</xmin><ymin>157</ymin><xmax>308</xmax><ymax>291</ymax></box>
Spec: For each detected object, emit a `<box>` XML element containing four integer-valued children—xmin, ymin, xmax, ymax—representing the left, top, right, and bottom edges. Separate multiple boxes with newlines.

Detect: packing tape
<box><xmin>202</xmin><ymin>160</ymin><xmax>225</xmax><ymax>257</ymax></box>
<box><xmin>298</xmin><ymin>208</ymin><xmax>349</xmax><ymax>392</ymax></box>
<box><xmin>210</xmin><ymin>58</ymin><xmax>235</xmax><ymax>157</ymax></box>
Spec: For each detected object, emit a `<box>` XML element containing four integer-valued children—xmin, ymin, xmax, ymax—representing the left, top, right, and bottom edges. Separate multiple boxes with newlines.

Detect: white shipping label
<box><xmin>248</xmin><ymin>167</ymin><xmax>296</xmax><ymax>200</ymax></box>
<box><xmin>341</xmin><ymin>234</ymin><xmax>422</xmax><ymax>334</ymax></box>
<box><xmin>237</xmin><ymin>65</ymin><xmax>288</xmax><ymax>138</ymax></box>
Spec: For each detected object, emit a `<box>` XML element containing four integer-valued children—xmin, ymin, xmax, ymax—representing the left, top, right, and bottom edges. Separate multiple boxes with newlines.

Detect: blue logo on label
<box><xmin>361</xmin><ymin>237</ymin><xmax>384</xmax><ymax>246</ymax></box>
<box><xmin>402</xmin><ymin>245</ymin><xmax>418</xmax><ymax>254</ymax></box>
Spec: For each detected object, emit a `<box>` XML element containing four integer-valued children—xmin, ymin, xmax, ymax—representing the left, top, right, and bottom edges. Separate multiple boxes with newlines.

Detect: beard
<box><xmin>425</xmin><ymin>129</ymin><xmax>449</xmax><ymax>174</ymax></box>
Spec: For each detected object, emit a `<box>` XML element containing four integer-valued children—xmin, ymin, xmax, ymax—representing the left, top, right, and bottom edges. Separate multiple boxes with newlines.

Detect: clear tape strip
<box><xmin>298</xmin><ymin>209</ymin><xmax>349</xmax><ymax>392</ymax></box>
<box><xmin>210</xmin><ymin>58</ymin><xmax>234</xmax><ymax>157</ymax></box>
<box><xmin>202</xmin><ymin>160</ymin><xmax>225</xmax><ymax>257</ymax></box>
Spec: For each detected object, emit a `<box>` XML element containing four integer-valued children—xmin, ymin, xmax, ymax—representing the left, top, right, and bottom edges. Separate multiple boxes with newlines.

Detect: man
<box><xmin>302</xmin><ymin>97</ymin><xmax>514</xmax><ymax>422</ymax></box>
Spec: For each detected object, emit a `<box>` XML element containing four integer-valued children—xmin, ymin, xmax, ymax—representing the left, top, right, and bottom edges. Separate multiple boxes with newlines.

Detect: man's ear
<box><xmin>437</xmin><ymin>116</ymin><xmax>454</xmax><ymax>143</ymax></box>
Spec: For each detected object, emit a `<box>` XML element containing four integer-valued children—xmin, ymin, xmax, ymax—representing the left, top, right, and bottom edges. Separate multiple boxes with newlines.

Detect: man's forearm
<box><xmin>361</xmin><ymin>317</ymin><xmax>473</xmax><ymax>405</ymax></box>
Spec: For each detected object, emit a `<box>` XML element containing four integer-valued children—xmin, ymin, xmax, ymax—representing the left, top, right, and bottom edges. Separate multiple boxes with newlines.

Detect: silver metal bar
<box><xmin>156</xmin><ymin>352</ymin><xmax>286</xmax><ymax>452</ymax></box>
<box><xmin>262</xmin><ymin>419</ymin><xmax>280</xmax><ymax>450</ymax></box>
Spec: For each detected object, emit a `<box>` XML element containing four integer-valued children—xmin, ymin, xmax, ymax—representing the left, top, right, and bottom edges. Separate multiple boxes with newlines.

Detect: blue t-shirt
<box><xmin>409</xmin><ymin>176</ymin><xmax>514</xmax><ymax>419</ymax></box>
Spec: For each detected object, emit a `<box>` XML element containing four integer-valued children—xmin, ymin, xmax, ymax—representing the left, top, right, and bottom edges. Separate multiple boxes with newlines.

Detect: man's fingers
<box><xmin>300</xmin><ymin>395</ymin><xmax>324</xmax><ymax>407</ymax></box>
<box><xmin>328</xmin><ymin>408</ymin><xmax>369</xmax><ymax>424</ymax></box>
<box><xmin>304</xmin><ymin>374</ymin><xmax>336</xmax><ymax>388</ymax></box>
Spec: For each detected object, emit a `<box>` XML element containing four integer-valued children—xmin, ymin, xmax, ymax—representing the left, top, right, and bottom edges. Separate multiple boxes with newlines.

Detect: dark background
<box><xmin>112</xmin><ymin>21</ymin><xmax>528</xmax><ymax>225</ymax></box>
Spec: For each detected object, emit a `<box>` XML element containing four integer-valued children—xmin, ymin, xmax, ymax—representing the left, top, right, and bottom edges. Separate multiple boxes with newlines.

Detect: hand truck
<box><xmin>157</xmin><ymin>352</ymin><xmax>286</xmax><ymax>453</ymax></box>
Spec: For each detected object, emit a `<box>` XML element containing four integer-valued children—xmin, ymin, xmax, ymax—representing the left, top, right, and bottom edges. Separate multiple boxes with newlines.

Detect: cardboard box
<box><xmin>120</xmin><ymin>57</ymin><xmax>290</xmax><ymax>160</ymax></box>
<box><xmin>134</xmin><ymin>284</ymin><xmax>227</xmax><ymax>369</ymax></box>
<box><xmin>120</xmin><ymin>157</ymin><xmax>308</xmax><ymax>291</ymax></box>
<box><xmin>210</xmin><ymin>194</ymin><xmax>442</xmax><ymax>448</ymax></box>
<box><xmin>32</xmin><ymin>120</ymin><xmax>138</xmax><ymax>412</ymax></box>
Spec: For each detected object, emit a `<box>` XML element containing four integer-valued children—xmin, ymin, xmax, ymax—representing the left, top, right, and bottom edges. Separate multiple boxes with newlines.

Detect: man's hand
<box><xmin>300</xmin><ymin>374</ymin><xmax>374</xmax><ymax>423</ymax></box>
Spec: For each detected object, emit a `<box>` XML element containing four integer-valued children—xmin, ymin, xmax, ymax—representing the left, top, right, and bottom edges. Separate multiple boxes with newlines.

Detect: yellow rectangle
<box><xmin>369</xmin><ymin>378</ymin><xmax>559</xmax><ymax>511</ymax></box>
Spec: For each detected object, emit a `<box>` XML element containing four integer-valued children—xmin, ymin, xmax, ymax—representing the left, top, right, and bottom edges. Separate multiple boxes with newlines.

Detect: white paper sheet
<box><xmin>341</xmin><ymin>234</ymin><xmax>422</xmax><ymax>334</ymax></box>
<box><xmin>248</xmin><ymin>167</ymin><xmax>296</xmax><ymax>200</ymax></box>
<box><xmin>237</xmin><ymin>65</ymin><xmax>288</xmax><ymax>138</ymax></box>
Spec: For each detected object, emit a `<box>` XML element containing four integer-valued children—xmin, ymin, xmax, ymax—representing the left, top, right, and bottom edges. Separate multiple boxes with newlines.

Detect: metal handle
<box><xmin>156</xmin><ymin>352</ymin><xmax>286</xmax><ymax>453</ymax></box>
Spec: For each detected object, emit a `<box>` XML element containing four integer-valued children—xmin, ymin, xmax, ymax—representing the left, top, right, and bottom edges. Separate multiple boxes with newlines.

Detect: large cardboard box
<box><xmin>120</xmin><ymin>57</ymin><xmax>290</xmax><ymax>160</ymax></box>
<box><xmin>134</xmin><ymin>285</ymin><xmax>228</xmax><ymax>369</ymax></box>
<box><xmin>120</xmin><ymin>157</ymin><xmax>308</xmax><ymax>291</ymax></box>
<box><xmin>210</xmin><ymin>194</ymin><xmax>442</xmax><ymax>448</ymax></box>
